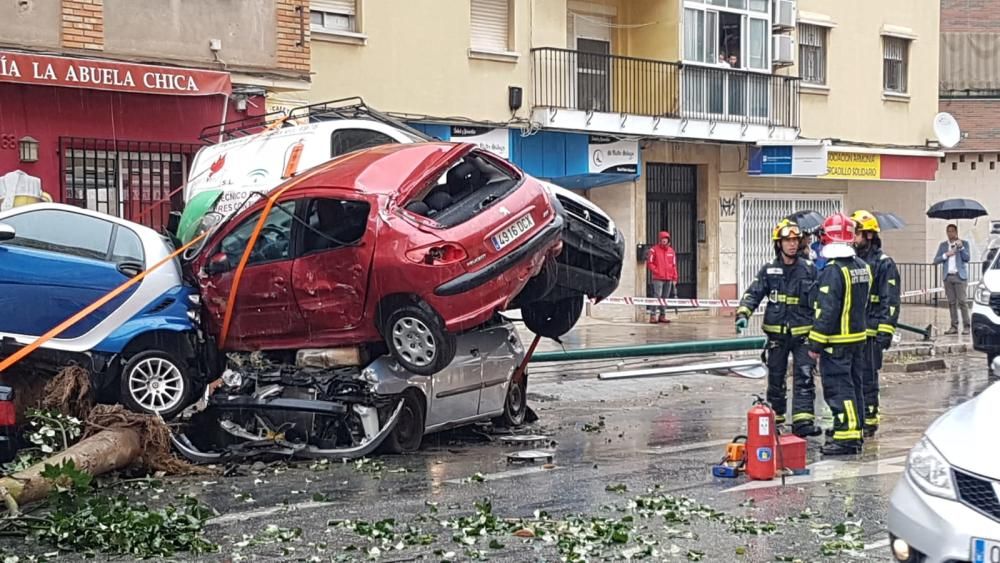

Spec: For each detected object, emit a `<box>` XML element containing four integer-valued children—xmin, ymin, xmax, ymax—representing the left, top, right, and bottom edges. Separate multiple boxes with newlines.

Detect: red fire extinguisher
<box><xmin>746</xmin><ymin>396</ymin><xmax>777</xmax><ymax>481</ymax></box>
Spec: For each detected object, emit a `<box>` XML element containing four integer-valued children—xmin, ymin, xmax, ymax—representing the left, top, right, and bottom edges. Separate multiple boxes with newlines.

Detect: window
<box><xmin>217</xmin><ymin>202</ymin><xmax>296</xmax><ymax>268</ymax></box>
<box><xmin>684</xmin><ymin>8</ymin><xmax>707</xmax><ymax>62</ymax></box>
<box><xmin>883</xmin><ymin>36</ymin><xmax>910</xmax><ymax>94</ymax></box>
<box><xmin>798</xmin><ymin>24</ymin><xmax>827</xmax><ymax>85</ymax></box>
<box><xmin>0</xmin><ymin>209</ymin><xmax>113</xmax><ymax>262</ymax></box>
<box><xmin>302</xmin><ymin>198</ymin><xmax>371</xmax><ymax>254</ymax></box>
<box><xmin>111</xmin><ymin>226</ymin><xmax>144</xmax><ymax>264</ymax></box>
<box><xmin>330</xmin><ymin>129</ymin><xmax>396</xmax><ymax>158</ymax></box>
<box><xmin>470</xmin><ymin>0</ymin><xmax>511</xmax><ymax>53</ymax></box>
<box><xmin>748</xmin><ymin>17</ymin><xmax>767</xmax><ymax>69</ymax></box>
<box><xmin>684</xmin><ymin>2</ymin><xmax>769</xmax><ymax>69</ymax></box>
<box><xmin>311</xmin><ymin>0</ymin><xmax>357</xmax><ymax>33</ymax></box>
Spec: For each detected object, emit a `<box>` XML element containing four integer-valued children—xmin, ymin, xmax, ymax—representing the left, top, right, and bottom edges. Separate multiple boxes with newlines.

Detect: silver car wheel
<box><xmin>392</xmin><ymin>316</ymin><xmax>437</xmax><ymax>367</ymax></box>
<box><xmin>127</xmin><ymin>357</ymin><xmax>186</xmax><ymax>414</ymax></box>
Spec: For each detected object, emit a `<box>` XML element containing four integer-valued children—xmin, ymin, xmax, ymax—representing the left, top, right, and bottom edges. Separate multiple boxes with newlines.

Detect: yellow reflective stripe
<box><xmin>865</xmin><ymin>329</ymin><xmax>878</xmax><ymax>337</ymax></box>
<box><xmin>776</xmin><ymin>294</ymin><xmax>787</xmax><ymax>303</ymax></box>
<box><xmin>865</xmin><ymin>417</ymin><xmax>881</xmax><ymax>426</ymax></box>
<box><xmin>870</xmin><ymin>295</ymin><xmax>880</xmax><ymax>303</ymax></box>
<box><xmin>786</xmin><ymin>297</ymin><xmax>800</xmax><ymax>305</ymax></box>
<box><xmin>844</xmin><ymin>400</ymin><xmax>858</xmax><ymax>432</ymax></box>
<box><xmin>737</xmin><ymin>306</ymin><xmax>753</xmax><ymax>317</ymax></box>
<box><xmin>888</xmin><ymin>279</ymin><xmax>897</xmax><ymax>286</ymax></box>
<box><xmin>889</xmin><ymin>305</ymin><xmax>897</xmax><ymax>316</ymax></box>
<box><xmin>819</xmin><ymin>286</ymin><xmax>830</xmax><ymax>294</ymax></box>
<box><xmin>808</xmin><ymin>331</ymin><xmax>830</xmax><ymax>343</ymax></box>
<box><xmin>878</xmin><ymin>324</ymin><xmax>896</xmax><ymax>335</ymax></box>
<box><xmin>790</xmin><ymin>325</ymin><xmax>812</xmax><ymax>336</ymax></box>
<box><xmin>833</xmin><ymin>430</ymin><xmax>863</xmax><ymax>440</ymax></box>
<box><xmin>840</xmin><ymin>266</ymin><xmax>851</xmax><ymax>337</ymax></box>
<box><xmin>792</xmin><ymin>413</ymin><xmax>815</xmax><ymax>422</ymax></box>
<box><xmin>775</xmin><ymin>414</ymin><xmax>786</xmax><ymax>423</ymax></box>
<box><xmin>827</xmin><ymin>333</ymin><xmax>867</xmax><ymax>344</ymax></box>
<box><xmin>762</xmin><ymin>324</ymin><xmax>786</xmax><ymax>334</ymax></box>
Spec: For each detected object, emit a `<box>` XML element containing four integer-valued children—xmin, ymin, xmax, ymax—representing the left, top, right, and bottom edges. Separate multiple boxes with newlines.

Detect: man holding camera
<box><xmin>934</xmin><ymin>223</ymin><xmax>971</xmax><ymax>335</ymax></box>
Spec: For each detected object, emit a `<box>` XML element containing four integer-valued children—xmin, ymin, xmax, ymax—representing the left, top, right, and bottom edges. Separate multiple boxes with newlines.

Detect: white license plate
<box><xmin>974</xmin><ymin>538</ymin><xmax>1000</xmax><ymax>563</ymax></box>
<box><xmin>491</xmin><ymin>214</ymin><xmax>535</xmax><ymax>251</ymax></box>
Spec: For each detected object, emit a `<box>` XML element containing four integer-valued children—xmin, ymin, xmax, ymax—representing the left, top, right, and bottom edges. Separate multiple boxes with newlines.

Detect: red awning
<box><xmin>0</xmin><ymin>50</ymin><xmax>231</xmax><ymax>96</ymax></box>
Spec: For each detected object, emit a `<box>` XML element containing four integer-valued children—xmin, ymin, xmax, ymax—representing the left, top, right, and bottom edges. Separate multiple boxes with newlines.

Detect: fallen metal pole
<box><xmin>598</xmin><ymin>358</ymin><xmax>764</xmax><ymax>380</ymax></box>
<box><xmin>529</xmin><ymin>337</ymin><xmax>767</xmax><ymax>363</ymax></box>
<box><xmin>898</xmin><ymin>322</ymin><xmax>932</xmax><ymax>341</ymax></box>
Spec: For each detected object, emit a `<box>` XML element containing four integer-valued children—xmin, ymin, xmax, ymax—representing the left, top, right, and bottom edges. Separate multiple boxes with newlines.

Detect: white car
<box><xmin>972</xmin><ymin>244</ymin><xmax>1000</xmax><ymax>375</ymax></box>
<box><xmin>887</xmin><ymin>380</ymin><xmax>1000</xmax><ymax>563</ymax></box>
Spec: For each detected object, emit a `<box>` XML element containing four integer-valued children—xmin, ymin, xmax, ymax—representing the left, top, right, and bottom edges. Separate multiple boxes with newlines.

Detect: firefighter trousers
<box><xmin>819</xmin><ymin>343</ymin><xmax>866</xmax><ymax>444</ymax></box>
<box><xmin>860</xmin><ymin>337</ymin><xmax>883</xmax><ymax>429</ymax></box>
<box><xmin>764</xmin><ymin>335</ymin><xmax>816</xmax><ymax>427</ymax></box>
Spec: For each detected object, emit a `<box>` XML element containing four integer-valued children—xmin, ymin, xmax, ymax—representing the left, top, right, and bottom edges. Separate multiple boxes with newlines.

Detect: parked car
<box><xmin>887</xmin><ymin>380</ymin><xmax>1000</xmax><ymax>563</ymax></box>
<box><xmin>0</xmin><ymin>203</ymin><xmax>204</xmax><ymax>418</ymax></box>
<box><xmin>172</xmin><ymin>318</ymin><xmax>529</xmax><ymax>459</ymax></box>
<box><xmin>180</xmin><ymin>97</ymin><xmax>625</xmax><ymax>340</ymax></box>
<box><xmin>190</xmin><ymin>142</ymin><xmax>563</xmax><ymax>375</ymax></box>
<box><xmin>972</xmin><ymin>243</ymin><xmax>1000</xmax><ymax>375</ymax></box>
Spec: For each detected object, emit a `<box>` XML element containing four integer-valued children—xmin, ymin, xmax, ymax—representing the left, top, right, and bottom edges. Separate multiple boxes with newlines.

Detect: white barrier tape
<box><xmin>593</xmin><ymin>287</ymin><xmax>945</xmax><ymax>309</ymax></box>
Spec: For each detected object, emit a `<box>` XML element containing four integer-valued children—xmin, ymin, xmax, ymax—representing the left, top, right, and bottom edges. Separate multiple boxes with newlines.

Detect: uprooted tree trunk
<box><xmin>0</xmin><ymin>366</ymin><xmax>209</xmax><ymax>511</ymax></box>
<box><xmin>0</xmin><ymin>426</ymin><xmax>141</xmax><ymax>509</ymax></box>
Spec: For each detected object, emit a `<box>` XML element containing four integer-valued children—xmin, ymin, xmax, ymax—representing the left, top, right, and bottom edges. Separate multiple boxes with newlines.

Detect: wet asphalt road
<box><xmin>9</xmin><ymin>351</ymin><xmax>996</xmax><ymax>562</ymax></box>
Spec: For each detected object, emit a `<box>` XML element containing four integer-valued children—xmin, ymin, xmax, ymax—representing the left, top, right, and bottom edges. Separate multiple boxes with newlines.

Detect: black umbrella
<box><xmin>872</xmin><ymin>211</ymin><xmax>906</xmax><ymax>231</ymax></box>
<box><xmin>785</xmin><ymin>210</ymin><xmax>825</xmax><ymax>234</ymax></box>
<box><xmin>926</xmin><ymin>198</ymin><xmax>988</xmax><ymax>220</ymax></box>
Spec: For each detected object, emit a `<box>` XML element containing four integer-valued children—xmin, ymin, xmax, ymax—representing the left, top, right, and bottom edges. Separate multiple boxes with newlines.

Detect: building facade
<box><xmin>930</xmin><ymin>0</ymin><xmax>1000</xmax><ymax>264</ymax></box>
<box><xmin>0</xmin><ymin>0</ymin><xmax>310</xmax><ymax>230</ymax></box>
<box><xmin>308</xmin><ymin>0</ymin><xmax>943</xmax><ymax>321</ymax></box>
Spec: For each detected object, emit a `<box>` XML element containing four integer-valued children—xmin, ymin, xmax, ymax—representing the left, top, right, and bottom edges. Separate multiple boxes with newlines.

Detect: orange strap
<box><xmin>217</xmin><ymin>150</ymin><xmax>368</xmax><ymax>348</ymax></box>
<box><xmin>0</xmin><ymin>232</ymin><xmax>208</xmax><ymax>374</ymax></box>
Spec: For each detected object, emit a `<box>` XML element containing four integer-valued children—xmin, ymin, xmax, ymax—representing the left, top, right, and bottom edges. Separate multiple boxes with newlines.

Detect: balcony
<box><xmin>530</xmin><ymin>47</ymin><xmax>800</xmax><ymax>142</ymax></box>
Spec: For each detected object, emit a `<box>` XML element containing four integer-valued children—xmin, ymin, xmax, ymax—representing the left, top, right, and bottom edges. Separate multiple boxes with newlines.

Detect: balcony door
<box><xmin>573</xmin><ymin>14</ymin><xmax>611</xmax><ymax>112</ymax></box>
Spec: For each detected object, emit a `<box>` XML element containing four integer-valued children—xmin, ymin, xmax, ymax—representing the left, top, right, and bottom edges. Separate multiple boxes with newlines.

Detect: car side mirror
<box><xmin>205</xmin><ymin>252</ymin><xmax>231</xmax><ymax>275</ymax></box>
<box><xmin>0</xmin><ymin>224</ymin><xmax>14</xmax><ymax>242</ymax></box>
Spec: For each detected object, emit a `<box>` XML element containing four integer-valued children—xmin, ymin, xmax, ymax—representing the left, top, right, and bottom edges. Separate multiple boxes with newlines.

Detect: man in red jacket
<box><xmin>646</xmin><ymin>230</ymin><xmax>678</xmax><ymax>324</ymax></box>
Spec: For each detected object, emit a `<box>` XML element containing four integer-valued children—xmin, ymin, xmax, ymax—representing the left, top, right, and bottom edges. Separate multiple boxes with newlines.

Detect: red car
<box><xmin>193</xmin><ymin>143</ymin><xmax>563</xmax><ymax>375</ymax></box>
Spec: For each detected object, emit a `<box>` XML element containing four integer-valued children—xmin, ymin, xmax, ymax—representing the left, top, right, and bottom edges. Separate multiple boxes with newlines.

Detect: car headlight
<box><xmin>907</xmin><ymin>436</ymin><xmax>956</xmax><ymax>500</ymax></box>
<box><xmin>975</xmin><ymin>283</ymin><xmax>991</xmax><ymax>306</ymax></box>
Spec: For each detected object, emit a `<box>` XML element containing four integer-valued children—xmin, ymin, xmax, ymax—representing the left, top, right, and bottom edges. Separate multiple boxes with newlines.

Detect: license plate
<box><xmin>973</xmin><ymin>538</ymin><xmax>1000</xmax><ymax>563</ymax></box>
<box><xmin>491</xmin><ymin>214</ymin><xmax>535</xmax><ymax>251</ymax></box>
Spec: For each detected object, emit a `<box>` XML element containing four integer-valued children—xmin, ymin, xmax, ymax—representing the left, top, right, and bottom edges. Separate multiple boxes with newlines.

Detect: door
<box><xmin>199</xmin><ymin>200</ymin><xmax>305</xmax><ymax>350</ymax></box>
<box><xmin>576</xmin><ymin>38</ymin><xmax>611</xmax><ymax>112</ymax></box>
<box><xmin>475</xmin><ymin>325</ymin><xmax>519</xmax><ymax>416</ymax></box>
<box><xmin>425</xmin><ymin>336</ymin><xmax>483</xmax><ymax>428</ymax></box>
<box><xmin>0</xmin><ymin>208</ymin><xmax>138</xmax><ymax>339</ymax></box>
<box><xmin>646</xmin><ymin>164</ymin><xmax>698</xmax><ymax>298</ymax></box>
<box><xmin>738</xmin><ymin>195</ymin><xmax>842</xmax><ymax>294</ymax></box>
<box><xmin>290</xmin><ymin>197</ymin><xmax>376</xmax><ymax>338</ymax></box>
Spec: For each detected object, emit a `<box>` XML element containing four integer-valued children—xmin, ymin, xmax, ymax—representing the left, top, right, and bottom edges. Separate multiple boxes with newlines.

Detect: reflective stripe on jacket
<box><xmin>737</xmin><ymin>257</ymin><xmax>817</xmax><ymax>337</ymax></box>
<box><xmin>861</xmin><ymin>248</ymin><xmax>901</xmax><ymax>336</ymax></box>
<box><xmin>809</xmin><ymin>256</ymin><xmax>872</xmax><ymax>347</ymax></box>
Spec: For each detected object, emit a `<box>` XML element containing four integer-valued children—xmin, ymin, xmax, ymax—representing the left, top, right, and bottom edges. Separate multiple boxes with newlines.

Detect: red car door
<box><xmin>199</xmin><ymin>200</ymin><xmax>307</xmax><ymax>350</ymax></box>
<box><xmin>290</xmin><ymin>196</ymin><xmax>377</xmax><ymax>340</ymax></box>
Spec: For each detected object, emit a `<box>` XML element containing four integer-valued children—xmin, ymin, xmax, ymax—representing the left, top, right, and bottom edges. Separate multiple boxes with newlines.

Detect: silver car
<box><xmin>887</xmin><ymin>379</ymin><xmax>1000</xmax><ymax>563</ymax></box>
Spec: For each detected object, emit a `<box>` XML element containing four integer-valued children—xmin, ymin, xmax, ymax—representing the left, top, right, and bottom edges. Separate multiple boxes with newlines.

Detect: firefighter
<box><xmin>851</xmin><ymin>210</ymin><xmax>901</xmax><ymax>438</ymax></box>
<box><xmin>735</xmin><ymin>219</ymin><xmax>820</xmax><ymax>437</ymax></box>
<box><xmin>808</xmin><ymin>213</ymin><xmax>872</xmax><ymax>456</ymax></box>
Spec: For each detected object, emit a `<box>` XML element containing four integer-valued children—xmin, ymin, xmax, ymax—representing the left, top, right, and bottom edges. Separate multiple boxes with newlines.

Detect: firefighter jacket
<box><xmin>737</xmin><ymin>257</ymin><xmax>817</xmax><ymax>337</ymax></box>
<box><xmin>809</xmin><ymin>255</ymin><xmax>872</xmax><ymax>349</ymax></box>
<box><xmin>860</xmin><ymin>247</ymin><xmax>901</xmax><ymax>337</ymax></box>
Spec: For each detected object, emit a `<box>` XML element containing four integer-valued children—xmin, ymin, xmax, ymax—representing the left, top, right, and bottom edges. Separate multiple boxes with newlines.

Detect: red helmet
<box><xmin>821</xmin><ymin>213</ymin><xmax>856</xmax><ymax>245</ymax></box>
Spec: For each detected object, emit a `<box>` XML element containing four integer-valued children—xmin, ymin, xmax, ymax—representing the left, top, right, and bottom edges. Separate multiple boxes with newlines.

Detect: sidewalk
<box><xmin>520</xmin><ymin>304</ymin><xmax>976</xmax><ymax>357</ymax></box>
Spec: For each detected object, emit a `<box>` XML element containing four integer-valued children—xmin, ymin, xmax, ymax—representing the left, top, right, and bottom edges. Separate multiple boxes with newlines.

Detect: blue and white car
<box><xmin>0</xmin><ymin>203</ymin><xmax>201</xmax><ymax>418</ymax></box>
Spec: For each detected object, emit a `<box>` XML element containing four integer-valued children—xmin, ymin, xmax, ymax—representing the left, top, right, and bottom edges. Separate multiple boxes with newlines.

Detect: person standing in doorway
<box><xmin>647</xmin><ymin>231</ymin><xmax>678</xmax><ymax>324</ymax></box>
<box><xmin>934</xmin><ymin>223</ymin><xmax>971</xmax><ymax>335</ymax></box>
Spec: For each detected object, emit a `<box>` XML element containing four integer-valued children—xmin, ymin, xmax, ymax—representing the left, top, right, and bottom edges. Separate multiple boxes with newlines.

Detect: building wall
<box><xmin>844</xmin><ymin>180</ymin><xmax>930</xmax><ymax>265</ymax></box>
<box><xmin>0</xmin><ymin>0</ymin><xmax>62</xmax><ymax>51</ymax></box>
<box><xmin>310</xmin><ymin>0</ymin><xmax>553</xmax><ymax>122</ymax></box>
<box><xmin>795</xmin><ymin>0</ymin><xmax>940</xmax><ymax>147</ymax></box>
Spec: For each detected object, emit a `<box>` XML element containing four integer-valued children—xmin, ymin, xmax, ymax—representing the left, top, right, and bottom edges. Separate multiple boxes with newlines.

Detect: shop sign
<box><xmin>450</xmin><ymin>126</ymin><xmax>509</xmax><ymax>160</ymax></box>
<box><xmin>0</xmin><ymin>50</ymin><xmax>231</xmax><ymax>96</ymax></box>
<box><xmin>823</xmin><ymin>152</ymin><xmax>881</xmax><ymax>179</ymax></box>
<box><xmin>588</xmin><ymin>135</ymin><xmax>638</xmax><ymax>174</ymax></box>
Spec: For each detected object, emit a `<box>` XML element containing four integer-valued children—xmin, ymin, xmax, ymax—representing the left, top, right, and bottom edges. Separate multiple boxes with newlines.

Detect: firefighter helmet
<box><xmin>821</xmin><ymin>213</ymin><xmax>856</xmax><ymax>245</ymax></box>
<box><xmin>850</xmin><ymin>209</ymin><xmax>880</xmax><ymax>233</ymax></box>
<box><xmin>772</xmin><ymin>219</ymin><xmax>802</xmax><ymax>241</ymax></box>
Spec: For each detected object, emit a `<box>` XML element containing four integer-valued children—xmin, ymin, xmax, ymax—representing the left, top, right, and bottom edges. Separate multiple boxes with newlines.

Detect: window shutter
<box><xmin>471</xmin><ymin>0</ymin><xmax>510</xmax><ymax>52</ymax></box>
<box><xmin>312</xmin><ymin>0</ymin><xmax>356</xmax><ymax>16</ymax></box>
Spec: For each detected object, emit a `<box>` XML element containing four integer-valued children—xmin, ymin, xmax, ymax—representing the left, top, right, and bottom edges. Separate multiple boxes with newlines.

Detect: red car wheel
<box><xmin>383</xmin><ymin>303</ymin><xmax>457</xmax><ymax>376</ymax></box>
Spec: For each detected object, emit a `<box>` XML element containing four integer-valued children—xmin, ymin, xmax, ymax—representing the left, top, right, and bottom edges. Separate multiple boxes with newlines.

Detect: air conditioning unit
<box><xmin>773</xmin><ymin>0</ymin><xmax>796</xmax><ymax>30</ymax></box>
<box><xmin>773</xmin><ymin>35</ymin><xmax>795</xmax><ymax>65</ymax></box>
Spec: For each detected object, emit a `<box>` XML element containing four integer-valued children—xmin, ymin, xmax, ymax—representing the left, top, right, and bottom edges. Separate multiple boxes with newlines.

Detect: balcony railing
<box><xmin>531</xmin><ymin>47</ymin><xmax>800</xmax><ymax>129</ymax></box>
